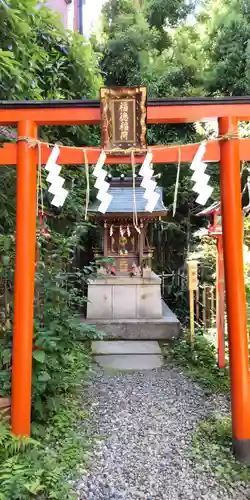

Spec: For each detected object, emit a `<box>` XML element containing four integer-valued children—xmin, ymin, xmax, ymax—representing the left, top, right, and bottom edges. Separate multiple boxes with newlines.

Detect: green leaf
<box><xmin>2</xmin><ymin>255</ymin><xmax>10</xmax><ymax>266</ymax></box>
<box><xmin>25</xmin><ymin>478</ymin><xmax>45</xmax><ymax>494</ymax></box>
<box><xmin>38</xmin><ymin>371</ymin><xmax>51</xmax><ymax>382</ymax></box>
<box><xmin>33</xmin><ymin>350</ymin><xmax>46</xmax><ymax>363</ymax></box>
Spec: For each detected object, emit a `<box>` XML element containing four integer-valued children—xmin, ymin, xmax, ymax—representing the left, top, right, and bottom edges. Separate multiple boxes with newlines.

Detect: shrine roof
<box><xmin>88</xmin><ymin>178</ymin><xmax>167</xmax><ymax>215</ymax></box>
<box><xmin>197</xmin><ymin>201</ymin><xmax>220</xmax><ymax>216</ymax></box>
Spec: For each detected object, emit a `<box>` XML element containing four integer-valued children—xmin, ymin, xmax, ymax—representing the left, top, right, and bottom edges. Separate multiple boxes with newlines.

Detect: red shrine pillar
<box><xmin>12</xmin><ymin>121</ymin><xmax>37</xmax><ymax>437</ymax></box>
<box><xmin>219</xmin><ymin>116</ymin><xmax>250</xmax><ymax>462</ymax></box>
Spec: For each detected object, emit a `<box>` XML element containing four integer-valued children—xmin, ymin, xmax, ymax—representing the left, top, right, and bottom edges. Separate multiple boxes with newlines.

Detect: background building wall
<box><xmin>45</xmin><ymin>0</ymin><xmax>83</xmax><ymax>32</ymax></box>
<box><xmin>46</xmin><ymin>0</ymin><xmax>68</xmax><ymax>28</ymax></box>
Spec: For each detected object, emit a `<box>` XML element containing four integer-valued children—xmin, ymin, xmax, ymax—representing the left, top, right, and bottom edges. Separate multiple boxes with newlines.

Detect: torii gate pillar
<box><xmin>219</xmin><ymin>116</ymin><xmax>250</xmax><ymax>462</ymax></box>
<box><xmin>11</xmin><ymin>121</ymin><xmax>37</xmax><ymax>436</ymax></box>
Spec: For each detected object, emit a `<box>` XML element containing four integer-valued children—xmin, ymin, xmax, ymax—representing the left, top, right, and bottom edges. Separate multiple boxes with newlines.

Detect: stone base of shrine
<box><xmin>84</xmin><ymin>273</ymin><xmax>180</xmax><ymax>340</ymax></box>
<box><xmin>85</xmin><ymin>271</ymin><xmax>180</xmax><ymax>340</ymax></box>
<box><xmin>84</xmin><ymin>301</ymin><xmax>180</xmax><ymax>340</ymax></box>
<box><xmin>87</xmin><ymin>273</ymin><xmax>164</xmax><ymax>320</ymax></box>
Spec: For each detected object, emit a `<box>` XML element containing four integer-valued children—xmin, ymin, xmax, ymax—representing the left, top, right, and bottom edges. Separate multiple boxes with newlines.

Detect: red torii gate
<box><xmin>0</xmin><ymin>96</ymin><xmax>250</xmax><ymax>462</ymax></box>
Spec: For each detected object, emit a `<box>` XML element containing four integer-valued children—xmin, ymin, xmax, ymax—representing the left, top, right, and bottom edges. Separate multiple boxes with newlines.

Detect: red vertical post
<box><xmin>217</xmin><ymin>235</ymin><xmax>225</xmax><ymax>369</ymax></box>
<box><xmin>219</xmin><ymin>116</ymin><xmax>250</xmax><ymax>462</ymax></box>
<box><xmin>12</xmin><ymin>121</ymin><xmax>37</xmax><ymax>437</ymax></box>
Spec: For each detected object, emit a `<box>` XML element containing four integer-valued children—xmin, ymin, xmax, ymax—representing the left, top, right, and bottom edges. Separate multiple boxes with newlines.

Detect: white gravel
<box><xmin>75</xmin><ymin>364</ymin><xmax>249</xmax><ymax>500</ymax></box>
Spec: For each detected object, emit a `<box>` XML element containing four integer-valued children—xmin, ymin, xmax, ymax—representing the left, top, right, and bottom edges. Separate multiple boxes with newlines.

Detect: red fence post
<box><xmin>217</xmin><ymin>235</ymin><xmax>225</xmax><ymax>369</ymax></box>
<box><xmin>219</xmin><ymin>116</ymin><xmax>250</xmax><ymax>462</ymax></box>
<box><xmin>11</xmin><ymin>121</ymin><xmax>37</xmax><ymax>436</ymax></box>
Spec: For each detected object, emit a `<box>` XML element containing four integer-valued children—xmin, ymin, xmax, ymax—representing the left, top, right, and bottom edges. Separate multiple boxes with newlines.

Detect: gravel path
<box><xmin>75</xmin><ymin>364</ymin><xmax>249</xmax><ymax>500</ymax></box>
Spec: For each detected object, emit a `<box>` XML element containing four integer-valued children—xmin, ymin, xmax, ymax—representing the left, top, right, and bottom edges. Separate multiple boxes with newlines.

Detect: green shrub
<box><xmin>0</xmin><ymin>393</ymin><xmax>89</xmax><ymax>500</ymax></box>
<box><xmin>193</xmin><ymin>417</ymin><xmax>250</xmax><ymax>487</ymax></box>
<box><xmin>0</xmin><ymin>228</ymin><xmax>102</xmax><ymax>498</ymax></box>
<box><xmin>163</xmin><ymin>331</ymin><xmax>230</xmax><ymax>393</ymax></box>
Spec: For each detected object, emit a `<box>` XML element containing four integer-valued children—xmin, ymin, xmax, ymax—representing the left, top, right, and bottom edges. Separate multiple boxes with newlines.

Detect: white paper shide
<box><xmin>139</xmin><ymin>151</ymin><xmax>160</xmax><ymax>212</ymax></box>
<box><xmin>45</xmin><ymin>145</ymin><xmax>68</xmax><ymax>207</ymax></box>
<box><xmin>190</xmin><ymin>143</ymin><xmax>213</xmax><ymax>206</ymax></box>
<box><xmin>93</xmin><ymin>151</ymin><xmax>113</xmax><ymax>214</ymax></box>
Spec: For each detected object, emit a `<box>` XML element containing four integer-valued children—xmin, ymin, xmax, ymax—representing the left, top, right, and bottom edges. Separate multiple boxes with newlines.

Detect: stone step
<box><xmin>92</xmin><ymin>340</ymin><xmax>163</xmax><ymax>371</ymax></box>
<box><xmin>94</xmin><ymin>354</ymin><xmax>163</xmax><ymax>371</ymax></box>
<box><xmin>92</xmin><ymin>340</ymin><xmax>162</xmax><ymax>355</ymax></box>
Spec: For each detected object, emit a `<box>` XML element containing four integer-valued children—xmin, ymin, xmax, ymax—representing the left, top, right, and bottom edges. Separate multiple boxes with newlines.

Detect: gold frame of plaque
<box><xmin>100</xmin><ymin>86</ymin><xmax>147</xmax><ymax>153</ymax></box>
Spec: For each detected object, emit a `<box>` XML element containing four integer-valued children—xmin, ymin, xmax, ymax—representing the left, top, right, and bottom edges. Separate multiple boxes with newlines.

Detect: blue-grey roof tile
<box><xmin>88</xmin><ymin>185</ymin><xmax>167</xmax><ymax>213</ymax></box>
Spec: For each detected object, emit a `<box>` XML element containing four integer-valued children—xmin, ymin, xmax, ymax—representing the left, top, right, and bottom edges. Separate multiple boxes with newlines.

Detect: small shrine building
<box><xmin>88</xmin><ymin>176</ymin><xmax>167</xmax><ymax>274</ymax></box>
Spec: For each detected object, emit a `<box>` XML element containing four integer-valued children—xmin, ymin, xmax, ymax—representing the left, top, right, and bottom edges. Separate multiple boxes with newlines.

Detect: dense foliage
<box><xmin>0</xmin><ymin>227</ymin><xmax>103</xmax><ymax>499</ymax></box>
<box><xmin>0</xmin><ymin>1</ymin><xmax>103</xmax><ymax>498</ymax></box>
<box><xmin>0</xmin><ymin>0</ymin><xmax>101</xmax><ymax>100</ymax></box>
<box><xmin>192</xmin><ymin>416</ymin><xmax>250</xmax><ymax>487</ymax></box>
<box><xmin>164</xmin><ymin>332</ymin><xmax>230</xmax><ymax>393</ymax></box>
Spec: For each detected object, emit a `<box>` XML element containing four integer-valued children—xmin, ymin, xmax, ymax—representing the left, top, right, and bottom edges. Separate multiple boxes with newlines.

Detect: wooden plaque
<box><xmin>100</xmin><ymin>87</ymin><xmax>147</xmax><ymax>153</ymax></box>
<box><xmin>119</xmin><ymin>259</ymin><xmax>129</xmax><ymax>273</ymax></box>
<box><xmin>187</xmin><ymin>261</ymin><xmax>198</xmax><ymax>291</ymax></box>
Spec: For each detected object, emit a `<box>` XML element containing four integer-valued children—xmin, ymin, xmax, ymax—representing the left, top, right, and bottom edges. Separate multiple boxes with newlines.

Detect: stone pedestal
<box><xmin>87</xmin><ymin>273</ymin><xmax>162</xmax><ymax>320</ymax></box>
<box><xmin>85</xmin><ymin>273</ymin><xmax>180</xmax><ymax>340</ymax></box>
